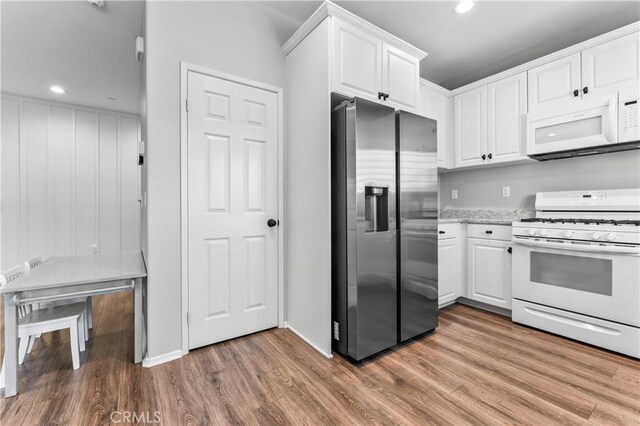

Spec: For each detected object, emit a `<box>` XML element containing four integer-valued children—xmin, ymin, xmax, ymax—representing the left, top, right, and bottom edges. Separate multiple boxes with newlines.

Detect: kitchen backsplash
<box><xmin>439</xmin><ymin>150</ymin><xmax>640</xmax><ymax>210</ymax></box>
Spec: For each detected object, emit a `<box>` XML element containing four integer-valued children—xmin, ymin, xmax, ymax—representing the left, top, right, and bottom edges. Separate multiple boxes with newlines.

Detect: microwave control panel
<box><xmin>619</xmin><ymin>99</ymin><xmax>639</xmax><ymax>143</ymax></box>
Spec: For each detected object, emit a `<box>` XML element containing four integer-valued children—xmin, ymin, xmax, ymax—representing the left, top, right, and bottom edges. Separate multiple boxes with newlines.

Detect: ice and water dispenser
<box><xmin>364</xmin><ymin>185</ymin><xmax>389</xmax><ymax>233</ymax></box>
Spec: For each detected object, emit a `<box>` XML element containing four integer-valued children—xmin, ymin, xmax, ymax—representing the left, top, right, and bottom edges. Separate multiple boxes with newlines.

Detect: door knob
<box><xmin>267</xmin><ymin>219</ymin><xmax>279</xmax><ymax>228</ymax></box>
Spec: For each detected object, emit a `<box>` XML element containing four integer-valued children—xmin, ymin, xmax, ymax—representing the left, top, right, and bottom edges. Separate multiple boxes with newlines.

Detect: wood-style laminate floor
<box><xmin>1</xmin><ymin>293</ymin><xmax>639</xmax><ymax>425</ymax></box>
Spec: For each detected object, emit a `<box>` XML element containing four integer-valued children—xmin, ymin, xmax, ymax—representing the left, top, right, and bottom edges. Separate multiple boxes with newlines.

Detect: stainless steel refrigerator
<box><xmin>331</xmin><ymin>97</ymin><xmax>438</xmax><ymax>361</ymax></box>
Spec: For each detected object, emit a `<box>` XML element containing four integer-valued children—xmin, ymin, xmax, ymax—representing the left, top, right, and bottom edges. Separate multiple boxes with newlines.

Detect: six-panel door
<box><xmin>187</xmin><ymin>71</ymin><xmax>279</xmax><ymax>349</ymax></box>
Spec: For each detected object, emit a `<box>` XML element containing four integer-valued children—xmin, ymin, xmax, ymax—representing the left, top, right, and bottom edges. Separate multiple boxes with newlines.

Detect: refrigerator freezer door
<box><xmin>351</xmin><ymin>98</ymin><xmax>398</xmax><ymax>360</ymax></box>
<box><xmin>397</xmin><ymin>111</ymin><xmax>439</xmax><ymax>341</ymax></box>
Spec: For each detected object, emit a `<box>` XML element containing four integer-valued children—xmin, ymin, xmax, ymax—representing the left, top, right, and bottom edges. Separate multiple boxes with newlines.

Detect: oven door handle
<box><xmin>512</xmin><ymin>237</ymin><xmax>640</xmax><ymax>255</ymax></box>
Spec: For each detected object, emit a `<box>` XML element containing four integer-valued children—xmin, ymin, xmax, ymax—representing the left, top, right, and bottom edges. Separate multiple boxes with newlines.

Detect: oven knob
<box><xmin>591</xmin><ymin>232</ymin><xmax>602</xmax><ymax>240</ymax></box>
<box><xmin>563</xmin><ymin>230</ymin><xmax>574</xmax><ymax>238</ymax></box>
<box><xmin>605</xmin><ymin>232</ymin><xmax>618</xmax><ymax>241</ymax></box>
<box><xmin>528</xmin><ymin>229</ymin><xmax>536</xmax><ymax>236</ymax></box>
<box><xmin>537</xmin><ymin>229</ymin><xmax>548</xmax><ymax>237</ymax></box>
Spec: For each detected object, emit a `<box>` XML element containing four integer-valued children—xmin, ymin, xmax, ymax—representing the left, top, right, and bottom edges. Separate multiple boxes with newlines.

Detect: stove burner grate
<box><xmin>520</xmin><ymin>218</ymin><xmax>640</xmax><ymax>226</ymax></box>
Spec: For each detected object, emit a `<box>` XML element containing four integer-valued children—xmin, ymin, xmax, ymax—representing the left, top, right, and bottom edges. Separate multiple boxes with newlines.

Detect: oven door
<box><xmin>512</xmin><ymin>236</ymin><xmax>640</xmax><ymax>327</ymax></box>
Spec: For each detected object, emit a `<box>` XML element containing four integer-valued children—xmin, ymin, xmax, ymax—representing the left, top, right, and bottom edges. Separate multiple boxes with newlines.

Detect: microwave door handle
<box><xmin>606</xmin><ymin>97</ymin><xmax>617</xmax><ymax>143</ymax></box>
<box><xmin>512</xmin><ymin>237</ymin><xmax>639</xmax><ymax>255</ymax></box>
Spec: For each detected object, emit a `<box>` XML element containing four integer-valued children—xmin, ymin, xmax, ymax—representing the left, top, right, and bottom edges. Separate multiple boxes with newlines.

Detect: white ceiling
<box><xmin>1</xmin><ymin>0</ymin><xmax>143</xmax><ymax>114</ymax></box>
<box><xmin>261</xmin><ymin>0</ymin><xmax>640</xmax><ymax>89</ymax></box>
<box><xmin>1</xmin><ymin>1</ymin><xmax>637</xmax><ymax>113</ymax></box>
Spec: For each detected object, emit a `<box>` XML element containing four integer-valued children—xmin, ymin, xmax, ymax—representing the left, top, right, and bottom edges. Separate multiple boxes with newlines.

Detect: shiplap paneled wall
<box><xmin>1</xmin><ymin>95</ymin><xmax>141</xmax><ymax>271</ymax></box>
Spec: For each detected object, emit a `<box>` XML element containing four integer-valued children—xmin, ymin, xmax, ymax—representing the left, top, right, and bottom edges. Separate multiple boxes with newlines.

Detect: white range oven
<box><xmin>511</xmin><ymin>189</ymin><xmax>640</xmax><ymax>358</ymax></box>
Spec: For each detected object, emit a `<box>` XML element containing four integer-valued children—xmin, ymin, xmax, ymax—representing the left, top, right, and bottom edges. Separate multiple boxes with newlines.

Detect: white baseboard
<box><xmin>142</xmin><ymin>349</ymin><xmax>183</xmax><ymax>368</ymax></box>
<box><xmin>285</xmin><ymin>325</ymin><xmax>333</xmax><ymax>359</ymax></box>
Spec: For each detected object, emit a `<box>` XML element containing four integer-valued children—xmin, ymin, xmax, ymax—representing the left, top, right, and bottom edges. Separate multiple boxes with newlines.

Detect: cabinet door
<box><xmin>454</xmin><ymin>86</ymin><xmax>487</xmax><ymax>167</ymax></box>
<box><xmin>487</xmin><ymin>72</ymin><xmax>527</xmax><ymax>163</ymax></box>
<box><xmin>582</xmin><ymin>32</ymin><xmax>640</xmax><ymax>98</ymax></box>
<box><xmin>438</xmin><ymin>237</ymin><xmax>461</xmax><ymax>307</ymax></box>
<box><xmin>528</xmin><ymin>53</ymin><xmax>581</xmax><ymax>112</ymax></box>
<box><xmin>467</xmin><ymin>238</ymin><xmax>512</xmax><ymax>309</ymax></box>
<box><xmin>382</xmin><ymin>43</ymin><xmax>419</xmax><ymax>111</ymax></box>
<box><xmin>332</xmin><ymin>18</ymin><xmax>382</xmax><ymax>101</ymax></box>
<box><xmin>420</xmin><ymin>82</ymin><xmax>453</xmax><ymax>168</ymax></box>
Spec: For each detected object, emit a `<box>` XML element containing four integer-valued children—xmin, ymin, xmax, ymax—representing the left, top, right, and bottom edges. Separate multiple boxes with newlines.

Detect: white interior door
<box><xmin>187</xmin><ymin>71</ymin><xmax>279</xmax><ymax>349</ymax></box>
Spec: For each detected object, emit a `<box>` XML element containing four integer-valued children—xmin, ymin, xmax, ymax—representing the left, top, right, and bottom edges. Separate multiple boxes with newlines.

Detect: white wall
<box><xmin>440</xmin><ymin>150</ymin><xmax>640</xmax><ymax>209</ymax></box>
<box><xmin>1</xmin><ymin>95</ymin><xmax>140</xmax><ymax>271</ymax></box>
<box><xmin>144</xmin><ymin>1</ymin><xmax>286</xmax><ymax>359</ymax></box>
<box><xmin>285</xmin><ymin>19</ymin><xmax>333</xmax><ymax>357</ymax></box>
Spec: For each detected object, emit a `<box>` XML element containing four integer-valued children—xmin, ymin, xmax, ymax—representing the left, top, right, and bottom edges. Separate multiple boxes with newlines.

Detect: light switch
<box><xmin>502</xmin><ymin>186</ymin><xmax>511</xmax><ymax>197</ymax></box>
<box><xmin>451</xmin><ymin>189</ymin><xmax>458</xmax><ymax>199</ymax></box>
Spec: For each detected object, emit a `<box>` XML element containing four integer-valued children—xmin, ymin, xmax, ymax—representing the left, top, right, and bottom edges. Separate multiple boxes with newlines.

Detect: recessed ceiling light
<box><xmin>453</xmin><ymin>0</ymin><xmax>474</xmax><ymax>14</ymax></box>
<box><xmin>50</xmin><ymin>85</ymin><xmax>67</xmax><ymax>94</ymax></box>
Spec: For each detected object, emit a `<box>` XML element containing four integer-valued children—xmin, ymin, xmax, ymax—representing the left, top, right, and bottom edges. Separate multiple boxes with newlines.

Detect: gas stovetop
<box><xmin>520</xmin><ymin>218</ymin><xmax>640</xmax><ymax>226</ymax></box>
<box><xmin>512</xmin><ymin>189</ymin><xmax>640</xmax><ymax>245</ymax></box>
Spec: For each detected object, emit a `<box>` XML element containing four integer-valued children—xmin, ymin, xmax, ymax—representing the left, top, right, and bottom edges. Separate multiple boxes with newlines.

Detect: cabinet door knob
<box><xmin>378</xmin><ymin>92</ymin><xmax>384</xmax><ymax>100</ymax></box>
<box><xmin>383</xmin><ymin>93</ymin><xmax>390</xmax><ymax>101</ymax></box>
<box><xmin>485</xmin><ymin>230</ymin><xmax>493</xmax><ymax>234</ymax></box>
<box><xmin>583</xmin><ymin>86</ymin><xmax>589</xmax><ymax>94</ymax></box>
<box><xmin>438</xmin><ymin>230</ymin><xmax>445</xmax><ymax>234</ymax></box>
<box><xmin>573</xmin><ymin>89</ymin><xmax>579</xmax><ymax>97</ymax></box>
<box><xmin>488</xmin><ymin>153</ymin><xmax>493</xmax><ymax>159</ymax></box>
<box><xmin>481</xmin><ymin>154</ymin><xmax>486</xmax><ymax>160</ymax></box>
<box><xmin>507</xmin><ymin>247</ymin><xmax>512</xmax><ymax>254</ymax></box>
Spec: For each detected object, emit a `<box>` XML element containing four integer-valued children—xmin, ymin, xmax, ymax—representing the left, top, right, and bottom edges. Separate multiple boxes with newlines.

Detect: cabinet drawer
<box><xmin>438</xmin><ymin>223</ymin><xmax>460</xmax><ymax>240</ymax></box>
<box><xmin>467</xmin><ymin>224</ymin><xmax>511</xmax><ymax>241</ymax></box>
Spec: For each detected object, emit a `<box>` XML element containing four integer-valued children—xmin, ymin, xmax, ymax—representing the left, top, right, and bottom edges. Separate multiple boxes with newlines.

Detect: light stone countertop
<box><xmin>438</xmin><ymin>209</ymin><xmax>535</xmax><ymax>226</ymax></box>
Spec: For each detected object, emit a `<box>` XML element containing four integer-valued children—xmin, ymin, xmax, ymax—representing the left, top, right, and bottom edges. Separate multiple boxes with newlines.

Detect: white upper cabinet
<box><xmin>419</xmin><ymin>80</ymin><xmax>453</xmax><ymax>168</ymax></box>
<box><xmin>487</xmin><ymin>72</ymin><xmax>527</xmax><ymax>163</ymax></box>
<box><xmin>331</xmin><ymin>17</ymin><xmax>422</xmax><ymax>111</ymax></box>
<box><xmin>528</xmin><ymin>31</ymin><xmax>640</xmax><ymax>112</ymax></box>
<box><xmin>381</xmin><ymin>43</ymin><xmax>419</xmax><ymax>110</ymax></box>
<box><xmin>581</xmin><ymin>33</ymin><xmax>640</xmax><ymax>98</ymax></box>
<box><xmin>454</xmin><ymin>86</ymin><xmax>487</xmax><ymax>167</ymax></box>
<box><xmin>332</xmin><ymin>19</ymin><xmax>382</xmax><ymax>100</ymax></box>
<box><xmin>528</xmin><ymin>53</ymin><xmax>581</xmax><ymax>112</ymax></box>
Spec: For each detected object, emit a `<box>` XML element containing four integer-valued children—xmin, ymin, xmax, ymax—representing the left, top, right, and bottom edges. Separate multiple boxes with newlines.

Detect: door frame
<box><xmin>179</xmin><ymin>63</ymin><xmax>285</xmax><ymax>355</ymax></box>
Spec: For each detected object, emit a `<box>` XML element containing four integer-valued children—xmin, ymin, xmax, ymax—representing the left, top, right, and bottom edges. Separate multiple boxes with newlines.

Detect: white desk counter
<box><xmin>2</xmin><ymin>251</ymin><xmax>147</xmax><ymax>398</ymax></box>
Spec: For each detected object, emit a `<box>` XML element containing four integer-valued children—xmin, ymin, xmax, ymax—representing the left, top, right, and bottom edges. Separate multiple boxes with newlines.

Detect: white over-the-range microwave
<box><xmin>527</xmin><ymin>87</ymin><xmax>640</xmax><ymax>160</ymax></box>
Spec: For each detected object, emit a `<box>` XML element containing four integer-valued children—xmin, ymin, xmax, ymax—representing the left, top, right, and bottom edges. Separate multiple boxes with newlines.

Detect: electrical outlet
<box><xmin>451</xmin><ymin>189</ymin><xmax>458</xmax><ymax>199</ymax></box>
<box><xmin>502</xmin><ymin>186</ymin><xmax>511</xmax><ymax>198</ymax></box>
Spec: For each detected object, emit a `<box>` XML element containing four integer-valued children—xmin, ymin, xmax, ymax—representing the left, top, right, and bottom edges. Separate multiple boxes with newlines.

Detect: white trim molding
<box><xmin>420</xmin><ymin>78</ymin><xmax>452</xmax><ymax>98</ymax></box>
<box><xmin>179</xmin><ymin>62</ymin><xmax>286</xmax><ymax>356</ymax></box>
<box><xmin>282</xmin><ymin>0</ymin><xmax>427</xmax><ymax>60</ymax></box>
<box><xmin>142</xmin><ymin>349</ymin><xmax>183</xmax><ymax>368</ymax></box>
<box><xmin>285</xmin><ymin>325</ymin><xmax>334</xmax><ymax>359</ymax></box>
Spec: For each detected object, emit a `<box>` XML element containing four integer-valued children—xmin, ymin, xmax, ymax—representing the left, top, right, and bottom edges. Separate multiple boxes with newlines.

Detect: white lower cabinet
<box><xmin>438</xmin><ymin>224</ymin><xmax>462</xmax><ymax>307</ymax></box>
<box><xmin>466</xmin><ymin>224</ymin><xmax>512</xmax><ymax>309</ymax></box>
